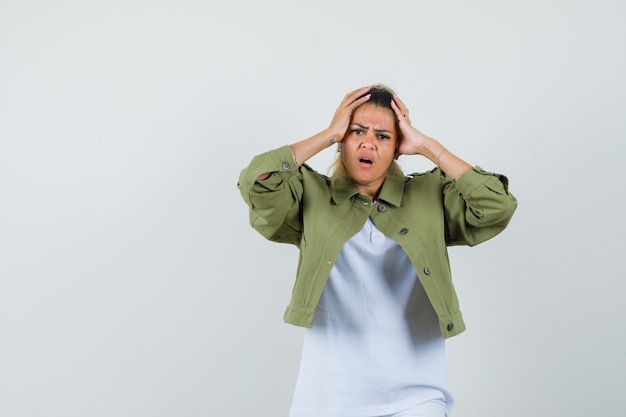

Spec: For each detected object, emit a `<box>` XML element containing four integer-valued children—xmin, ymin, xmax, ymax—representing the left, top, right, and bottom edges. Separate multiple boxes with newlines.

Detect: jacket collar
<box><xmin>330</xmin><ymin>162</ymin><xmax>405</xmax><ymax>206</ymax></box>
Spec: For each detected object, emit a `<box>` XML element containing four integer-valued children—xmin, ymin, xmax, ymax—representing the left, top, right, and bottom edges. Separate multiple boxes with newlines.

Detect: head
<box><xmin>331</xmin><ymin>84</ymin><xmax>400</xmax><ymax>197</ymax></box>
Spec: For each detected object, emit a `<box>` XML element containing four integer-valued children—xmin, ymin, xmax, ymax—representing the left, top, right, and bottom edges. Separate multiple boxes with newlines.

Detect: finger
<box><xmin>391</xmin><ymin>99</ymin><xmax>408</xmax><ymax>121</ymax></box>
<box><xmin>348</xmin><ymin>93</ymin><xmax>371</xmax><ymax>110</ymax></box>
<box><xmin>393</xmin><ymin>94</ymin><xmax>408</xmax><ymax>111</ymax></box>
<box><xmin>393</xmin><ymin>95</ymin><xmax>412</xmax><ymax>119</ymax></box>
<box><xmin>390</xmin><ymin>98</ymin><xmax>400</xmax><ymax>114</ymax></box>
<box><xmin>341</xmin><ymin>86</ymin><xmax>371</xmax><ymax>107</ymax></box>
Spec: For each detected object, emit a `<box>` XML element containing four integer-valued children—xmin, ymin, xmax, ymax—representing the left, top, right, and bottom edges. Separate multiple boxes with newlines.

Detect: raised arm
<box><xmin>256</xmin><ymin>87</ymin><xmax>372</xmax><ymax>181</ymax></box>
<box><xmin>391</xmin><ymin>94</ymin><xmax>472</xmax><ymax>180</ymax></box>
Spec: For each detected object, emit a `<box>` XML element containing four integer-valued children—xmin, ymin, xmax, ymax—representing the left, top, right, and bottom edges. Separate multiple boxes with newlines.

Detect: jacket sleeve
<box><xmin>442</xmin><ymin>166</ymin><xmax>518</xmax><ymax>246</ymax></box>
<box><xmin>237</xmin><ymin>145</ymin><xmax>304</xmax><ymax>247</ymax></box>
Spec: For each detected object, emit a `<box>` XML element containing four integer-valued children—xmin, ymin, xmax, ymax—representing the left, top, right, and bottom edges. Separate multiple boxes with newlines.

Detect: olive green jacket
<box><xmin>238</xmin><ymin>145</ymin><xmax>517</xmax><ymax>338</ymax></box>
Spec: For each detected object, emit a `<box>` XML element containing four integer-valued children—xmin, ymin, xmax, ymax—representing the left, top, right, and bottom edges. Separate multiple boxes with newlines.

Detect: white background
<box><xmin>1</xmin><ymin>1</ymin><xmax>624</xmax><ymax>416</ymax></box>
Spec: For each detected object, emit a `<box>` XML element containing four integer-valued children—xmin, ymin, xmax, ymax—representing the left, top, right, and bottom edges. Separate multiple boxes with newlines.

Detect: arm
<box><xmin>240</xmin><ymin>87</ymin><xmax>373</xmax><ymax>244</ymax></box>
<box><xmin>391</xmin><ymin>95</ymin><xmax>472</xmax><ymax>180</ymax></box>
<box><xmin>256</xmin><ymin>87</ymin><xmax>372</xmax><ymax>181</ymax></box>
<box><xmin>390</xmin><ymin>95</ymin><xmax>516</xmax><ymax>245</ymax></box>
<box><xmin>443</xmin><ymin>167</ymin><xmax>518</xmax><ymax>246</ymax></box>
<box><xmin>238</xmin><ymin>146</ymin><xmax>305</xmax><ymax>245</ymax></box>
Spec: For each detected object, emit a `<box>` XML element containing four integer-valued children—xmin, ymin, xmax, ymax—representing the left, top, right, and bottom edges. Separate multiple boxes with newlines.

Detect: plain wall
<box><xmin>1</xmin><ymin>0</ymin><xmax>624</xmax><ymax>416</ymax></box>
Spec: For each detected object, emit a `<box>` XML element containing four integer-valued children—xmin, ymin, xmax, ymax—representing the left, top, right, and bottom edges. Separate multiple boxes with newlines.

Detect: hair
<box><xmin>361</xmin><ymin>83</ymin><xmax>396</xmax><ymax>109</ymax></box>
<box><xmin>329</xmin><ymin>84</ymin><xmax>400</xmax><ymax>177</ymax></box>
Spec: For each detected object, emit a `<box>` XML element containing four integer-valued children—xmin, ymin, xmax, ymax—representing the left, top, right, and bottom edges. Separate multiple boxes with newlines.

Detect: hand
<box><xmin>391</xmin><ymin>94</ymin><xmax>432</xmax><ymax>158</ymax></box>
<box><xmin>327</xmin><ymin>86</ymin><xmax>372</xmax><ymax>144</ymax></box>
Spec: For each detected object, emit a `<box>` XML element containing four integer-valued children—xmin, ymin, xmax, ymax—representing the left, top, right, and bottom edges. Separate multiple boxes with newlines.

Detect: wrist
<box><xmin>323</xmin><ymin>128</ymin><xmax>343</xmax><ymax>147</ymax></box>
<box><xmin>415</xmin><ymin>137</ymin><xmax>444</xmax><ymax>161</ymax></box>
<box><xmin>436</xmin><ymin>148</ymin><xmax>448</xmax><ymax>166</ymax></box>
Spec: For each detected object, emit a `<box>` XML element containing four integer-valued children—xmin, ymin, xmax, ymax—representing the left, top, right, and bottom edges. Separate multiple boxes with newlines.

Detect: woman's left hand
<box><xmin>391</xmin><ymin>94</ymin><xmax>472</xmax><ymax>179</ymax></box>
<box><xmin>391</xmin><ymin>94</ymin><xmax>433</xmax><ymax>159</ymax></box>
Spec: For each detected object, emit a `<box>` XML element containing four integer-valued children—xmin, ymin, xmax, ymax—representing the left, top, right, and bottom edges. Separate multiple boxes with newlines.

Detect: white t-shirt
<box><xmin>289</xmin><ymin>218</ymin><xmax>453</xmax><ymax>417</ymax></box>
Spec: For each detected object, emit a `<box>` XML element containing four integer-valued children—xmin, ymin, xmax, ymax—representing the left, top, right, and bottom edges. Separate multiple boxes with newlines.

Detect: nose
<box><xmin>361</xmin><ymin>132</ymin><xmax>376</xmax><ymax>149</ymax></box>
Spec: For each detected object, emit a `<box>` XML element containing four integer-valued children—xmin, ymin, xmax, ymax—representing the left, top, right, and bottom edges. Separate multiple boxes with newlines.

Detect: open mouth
<box><xmin>359</xmin><ymin>157</ymin><xmax>373</xmax><ymax>165</ymax></box>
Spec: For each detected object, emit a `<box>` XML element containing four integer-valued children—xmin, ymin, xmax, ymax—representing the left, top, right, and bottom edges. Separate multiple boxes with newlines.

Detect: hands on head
<box><xmin>261</xmin><ymin>85</ymin><xmax>471</xmax><ymax>184</ymax></box>
<box><xmin>327</xmin><ymin>85</ymin><xmax>433</xmax><ymax>159</ymax></box>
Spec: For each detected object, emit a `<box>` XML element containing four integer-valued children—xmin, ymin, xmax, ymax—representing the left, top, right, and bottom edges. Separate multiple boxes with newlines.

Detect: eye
<box><xmin>351</xmin><ymin>128</ymin><xmax>364</xmax><ymax>135</ymax></box>
<box><xmin>378</xmin><ymin>134</ymin><xmax>391</xmax><ymax>140</ymax></box>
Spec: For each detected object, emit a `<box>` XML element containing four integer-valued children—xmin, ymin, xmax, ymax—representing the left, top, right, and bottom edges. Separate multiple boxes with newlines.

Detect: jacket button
<box><xmin>282</xmin><ymin>162</ymin><xmax>290</xmax><ymax>170</ymax></box>
<box><xmin>447</xmin><ymin>322</ymin><xmax>454</xmax><ymax>331</ymax></box>
<box><xmin>423</xmin><ymin>267</ymin><xmax>431</xmax><ymax>275</ymax></box>
<box><xmin>399</xmin><ymin>228</ymin><xmax>408</xmax><ymax>235</ymax></box>
<box><xmin>377</xmin><ymin>204</ymin><xmax>386</xmax><ymax>212</ymax></box>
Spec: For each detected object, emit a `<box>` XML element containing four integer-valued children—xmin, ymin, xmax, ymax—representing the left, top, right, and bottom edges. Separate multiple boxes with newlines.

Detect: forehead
<box><xmin>352</xmin><ymin>104</ymin><xmax>397</xmax><ymax>129</ymax></box>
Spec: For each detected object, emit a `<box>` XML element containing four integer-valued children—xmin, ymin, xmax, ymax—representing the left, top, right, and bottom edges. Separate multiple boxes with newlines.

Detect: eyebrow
<box><xmin>352</xmin><ymin>123</ymin><xmax>393</xmax><ymax>134</ymax></box>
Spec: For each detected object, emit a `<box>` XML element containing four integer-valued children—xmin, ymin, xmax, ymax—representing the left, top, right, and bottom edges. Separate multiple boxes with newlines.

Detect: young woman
<box><xmin>238</xmin><ymin>85</ymin><xmax>517</xmax><ymax>417</ymax></box>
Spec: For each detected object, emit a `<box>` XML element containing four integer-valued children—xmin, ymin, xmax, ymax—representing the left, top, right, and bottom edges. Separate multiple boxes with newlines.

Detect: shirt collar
<box><xmin>330</xmin><ymin>162</ymin><xmax>405</xmax><ymax>206</ymax></box>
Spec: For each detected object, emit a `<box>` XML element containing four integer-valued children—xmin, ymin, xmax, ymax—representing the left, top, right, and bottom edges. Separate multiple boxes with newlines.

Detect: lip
<box><xmin>357</xmin><ymin>151</ymin><xmax>375</xmax><ymax>167</ymax></box>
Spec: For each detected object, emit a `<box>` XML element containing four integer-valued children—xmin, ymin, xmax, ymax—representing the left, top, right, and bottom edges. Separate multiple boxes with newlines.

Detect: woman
<box><xmin>237</xmin><ymin>85</ymin><xmax>517</xmax><ymax>417</ymax></box>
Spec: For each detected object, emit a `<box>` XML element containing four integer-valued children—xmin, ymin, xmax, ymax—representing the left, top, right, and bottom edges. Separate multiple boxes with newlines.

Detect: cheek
<box><xmin>342</xmin><ymin>139</ymin><xmax>359</xmax><ymax>155</ymax></box>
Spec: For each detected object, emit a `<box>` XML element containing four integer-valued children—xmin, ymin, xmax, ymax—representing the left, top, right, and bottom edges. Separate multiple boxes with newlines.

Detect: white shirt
<box><xmin>290</xmin><ymin>218</ymin><xmax>453</xmax><ymax>417</ymax></box>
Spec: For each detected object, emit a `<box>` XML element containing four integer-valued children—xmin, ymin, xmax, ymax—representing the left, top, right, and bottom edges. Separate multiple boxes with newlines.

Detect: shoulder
<box><xmin>403</xmin><ymin>167</ymin><xmax>449</xmax><ymax>189</ymax></box>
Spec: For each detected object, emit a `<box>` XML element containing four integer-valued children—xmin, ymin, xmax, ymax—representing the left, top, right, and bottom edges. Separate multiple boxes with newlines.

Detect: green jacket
<box><xmin>238</xmin><ymin>145</ymin><xmax>517</xmax><ymax>338</ymax></box>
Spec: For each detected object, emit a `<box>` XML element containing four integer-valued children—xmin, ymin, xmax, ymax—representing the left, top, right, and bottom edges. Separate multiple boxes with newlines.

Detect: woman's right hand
<box><xmin>264</xmin><ymin>87</ymin><xmax>372</xmax><ymax>178</ymax></box>
<box><xmin>327</xmin><ymin>86</ymin><xmax>372</xmax><ymax>144</ymax></box>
